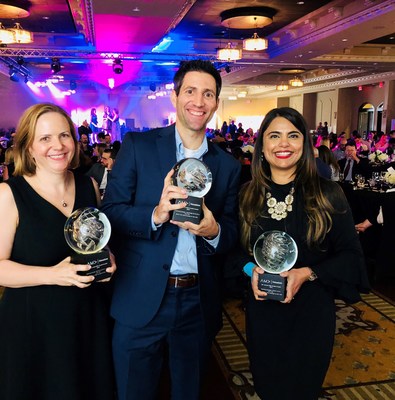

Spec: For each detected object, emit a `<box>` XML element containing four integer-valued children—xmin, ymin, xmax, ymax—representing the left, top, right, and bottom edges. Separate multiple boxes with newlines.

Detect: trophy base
<box><xmin>72</xmin><ymin>249</ymin><xmax>111</xmax><ymax>282</ymax></box>
<box><xmin>172</xmin><ymin>196</ymin><xmax>203</xmax><ymax>224</ymax></box>
<box><xmin>258</xmin><ymin>273</ymin><xmax>287</xmax><ymax>301</ymax></box>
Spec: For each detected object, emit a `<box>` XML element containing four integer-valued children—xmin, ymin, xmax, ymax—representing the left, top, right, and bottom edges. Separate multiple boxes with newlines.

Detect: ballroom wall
<box><xmin>0</xmin><ymin>73</ymin><xmax>393</xmax><ymax>135</ymax></box>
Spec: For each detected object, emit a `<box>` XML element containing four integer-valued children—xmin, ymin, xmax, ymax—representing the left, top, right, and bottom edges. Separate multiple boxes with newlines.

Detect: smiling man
<box><xmin>101</xmin><ymin>60</ymin><xmax>241</xmax><ymax>400</ymax></box>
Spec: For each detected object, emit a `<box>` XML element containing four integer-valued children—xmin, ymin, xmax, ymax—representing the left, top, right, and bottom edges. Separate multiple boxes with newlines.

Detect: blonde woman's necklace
<box><xmin>266</xmin><ymin>185</ymin><xmax>295</xmax><ymax>221</ymax></box>
<box><xmin>61</xmin><ymin>172</ymin><xmax>71</xmax><ymax>207</ymax></box>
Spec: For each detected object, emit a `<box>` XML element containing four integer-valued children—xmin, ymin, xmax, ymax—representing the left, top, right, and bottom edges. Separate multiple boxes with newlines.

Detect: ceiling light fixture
<box><xmin>9</xmin><ymin>66</ymin><xmax>19</xmax><ymax>82</ymax></box>
<box><xmin>0</xmin><ymin>1</ymin><xmax>31</xmax><ymax>18</ymax></box>
<box><xmin>243</xmin><ymin>32</ymin><xmax>268</xmax><ymax>51</ymax></box>
<box><xmin>51</xmin><ymin>58</ymin><xmax>61</xmax><ymax>74</ymax></box>
<box><xmin>220</xmin><ymin>6</ymin><xmax>276</xmax><ymax>29</ymax></box>
<box><xmin>113</xmin><ymin>58</ymin><xmax>123</xmax><ymax>74</ymax></box>
<box><xmin>0</xmin><ymin>23</ymin><xmax>15</xmax><ymax>44</ymax></box>
<box><xmin>9</xmin><ymin>22</ymin><xmax>33</xmax><ymax>44</ymax></box>
<box><xmin>243</xmin><ymin>16</ymin><xmax>268</xmax><ymax>51</ymax></box>
<box><xmin>276</xmin><ymin>84</ymin><xmax>289</xmax><ymax>91</ymax></box>
<box><xmin>289</xmin><ymin>77</ymin><xmax>304</xmax><ymax>87</ymax></box>
<box><xmin>279</xmin><ymin>67</ymin><xmax>306</xmax><ymax>74</ymax></box>
<box><xmin>217</xmin><ymin>43</ymin><xmax>242</xmax><ymax>62</ymax></box>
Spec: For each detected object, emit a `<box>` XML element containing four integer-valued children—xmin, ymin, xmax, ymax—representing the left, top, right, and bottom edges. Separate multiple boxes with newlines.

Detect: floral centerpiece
<box><xmin>368</xmin><ymin>149</ymin><xmax>389</xmax><ymax>164</ymax></box>
<box><xmin>384</xmin><ymin>167</ymin><xmax>395</xmax><ymax>186</ymax></box>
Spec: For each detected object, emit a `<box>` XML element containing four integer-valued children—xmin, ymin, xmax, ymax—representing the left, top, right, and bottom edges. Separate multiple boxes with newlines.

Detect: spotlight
<box><xmin>70</xmin><ymin>80</ymin><xmax>77</xmax><ymax>90</ymax></box>
<box><xmin>9</xmin><ymin>67</ymin><xmax>19</xmax><ymax>82</ymax></box>
<box><xmin>225</xmin><ymin>65</ymin><xmax>231</xmax><ymax>73</ymax></box>
<box><xmin>113</xmin><ymin>58</ymin><xmax>123</xmax><ymax>74</ymax></box>
<box><xmin>16</xmin><ymin>56</ymin><xmax>25</xmax><ymax>66</ymax></box>
<box><xmin>51</xmin><ymin>58</ymin><xmax>61</xmax><ymax>74</ymax></box>
<box><xmin>149</xmin><ymin>82</ymin><xmax>156</xmax><ymax>92</ymax></box>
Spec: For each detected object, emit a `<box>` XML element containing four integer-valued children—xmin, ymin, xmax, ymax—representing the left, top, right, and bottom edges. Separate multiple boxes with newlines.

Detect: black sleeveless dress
<box><xmin>0</xmin><ymin>173</ymin><xmax>115</xmax><ymax>400</ymax></box>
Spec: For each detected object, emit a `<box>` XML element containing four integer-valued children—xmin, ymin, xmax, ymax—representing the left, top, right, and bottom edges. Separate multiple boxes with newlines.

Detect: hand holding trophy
<box><xmin>64</xmin><ymin>207</ymin><xmax>112</xmax><ymax>281</ymax></box>
<box><xmin>171</xmin><ymin>158</ymin><xmax>212</xmax><ymax>224</ymax></box>
<box><xmin>252</xmin><ymin>230</ymin><xmax>298</xmax><ymax>301</ymax></box>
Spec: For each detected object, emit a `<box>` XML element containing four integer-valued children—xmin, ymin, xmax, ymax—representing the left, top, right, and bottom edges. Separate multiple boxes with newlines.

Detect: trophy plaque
<box><xmin>171</xmin><ymin>158</ymin><xmax>212</xmax><ymax>224</ymax></box>
<box><xmin>64</xmin><ymin>207</ymin><xmax>112</xmax><ymax>281</ymax></box>
<box><xmin>253</xmin><ymin>230</ymin><xmax>298</xmax><ymax>301</ymax></box>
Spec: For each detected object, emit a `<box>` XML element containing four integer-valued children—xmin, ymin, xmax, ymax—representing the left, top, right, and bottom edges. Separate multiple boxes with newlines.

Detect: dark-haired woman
<box><xmin>239</xmin><ymin>107</ymin><xmax>369</xmax><ymax>400</ymax></box>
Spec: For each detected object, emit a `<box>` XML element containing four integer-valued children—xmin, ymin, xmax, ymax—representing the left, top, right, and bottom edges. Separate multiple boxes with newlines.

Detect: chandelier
<box><xmin>276</xmin><ymin>84</ymin><xmax>289</xmax><ymax>91</ymax></box>
<box><xmin>218</xmin><ymin>6</ymin><xmax>276</xmax><ymax>61</ymax></box>
<box><xmin>217</xmin><ymin>43</ymin><xmax>242</xmax><ymax>61</ymax></box>
<box><xmin>289</xmin><ymin>77</ymin><xmax>304</xmax><ymax>87</ymax></box>
<box><xmin>243</xmin><ymin>32</ymin><xmax>268</xmax><ymax>51</ymax></box>
<box><xmin>0</xmin><ymin>23</ymin><xmax>33</xmax><ymax>44</ymax></box>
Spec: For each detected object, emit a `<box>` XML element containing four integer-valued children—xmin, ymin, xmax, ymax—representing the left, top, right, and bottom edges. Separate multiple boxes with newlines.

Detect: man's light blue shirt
<box><xmin>152</xmin><ymin>128</ymin><xmax>220</xmax><ymax>275</ymax></box>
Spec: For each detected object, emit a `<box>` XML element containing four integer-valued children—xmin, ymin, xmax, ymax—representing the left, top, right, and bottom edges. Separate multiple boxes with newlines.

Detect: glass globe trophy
<box><xmin>171</xmin><ymin>158</ymin><xmax>212</xmax><ymax>224</ymax></box>
<box><xmin>253</xmin><ymin>231</ymin><xmax>298</xmax><ymax>301</ymax></box>
<box><xmin>64</xmin><ymin>207</ymin><xmax>112</xmax><ymax>281</ymax></box>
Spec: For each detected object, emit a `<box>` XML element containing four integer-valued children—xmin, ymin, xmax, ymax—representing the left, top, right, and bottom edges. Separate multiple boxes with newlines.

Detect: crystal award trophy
<box><xmin>171</xmin><ymin>158</ymin><xmax>212</xmax><ymax>224</ymax></box>
<box><xmin>253</xmin><ymin>230</ymin><xmax>298</xmax><ymax>301</ymax></box>
<box><xmin>64</xmin><ymin>207</ymin><xmax>112</xmax><ymax>281</ymax></box>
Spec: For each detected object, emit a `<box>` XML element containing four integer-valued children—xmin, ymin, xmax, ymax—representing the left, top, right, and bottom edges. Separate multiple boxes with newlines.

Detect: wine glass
<box><xmin>357</xmin><ymin>176</ymin><xmax>365</xmax><ymax>189</ymax></box>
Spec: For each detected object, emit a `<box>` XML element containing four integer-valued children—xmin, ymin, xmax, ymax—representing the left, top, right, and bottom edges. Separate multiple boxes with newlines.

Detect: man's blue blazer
<box><xmin>101</xmin><ymin>125</ymin><xmax>241</xmax><ymax>339</ymax></box>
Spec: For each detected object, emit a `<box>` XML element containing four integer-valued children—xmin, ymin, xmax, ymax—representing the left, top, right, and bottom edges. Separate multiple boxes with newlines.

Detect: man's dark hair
<box><xmin>103</xmin><ymin>147</ymin><xmax>118</xmax><ymax>160</ymax></box>
<box><xmin>173</xmin><ymin>60</ymin><xmax>222</xmax><ymax>99</ymax></box>
<box><xmin>346</xmin><ymin>139</ymin><xmax>357</xmax><ymax>147</ymax></box>
<box><xmin>97</xmin><ymin>132</ymin><xmax>105</xmax><ymax>140</ymax></box>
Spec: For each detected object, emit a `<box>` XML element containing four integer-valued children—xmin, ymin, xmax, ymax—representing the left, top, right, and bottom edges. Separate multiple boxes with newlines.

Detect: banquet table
<box><xmin>339</xmin><ymin>182</ymin><xmax>395</xmax><ymax>281</ymax></box>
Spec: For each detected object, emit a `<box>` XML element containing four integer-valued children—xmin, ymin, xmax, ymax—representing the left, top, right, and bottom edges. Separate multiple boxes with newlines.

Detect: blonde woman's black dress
<box><xmin>0</xmin><ymin>173</ymin><xmax>115</xmax><ymax>400</ymax></box>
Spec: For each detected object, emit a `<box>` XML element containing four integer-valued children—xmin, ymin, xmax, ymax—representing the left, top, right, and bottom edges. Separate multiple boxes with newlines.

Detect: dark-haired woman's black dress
<box><xmin>244</xmin><ymin>180</ymin><xmax>369</xmax><ymax>400</ymax></box>
<box><xmin>0</xmin><ymin>173</ymin><xmax>115</xmax><ymax>400</ymax></box>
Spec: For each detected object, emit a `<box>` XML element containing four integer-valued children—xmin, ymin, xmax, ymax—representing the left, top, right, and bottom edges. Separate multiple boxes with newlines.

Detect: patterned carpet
<box><xmin>214</xmin><ymin>292</ymin><xmax>395</xmax><ymax>400</ymax></box>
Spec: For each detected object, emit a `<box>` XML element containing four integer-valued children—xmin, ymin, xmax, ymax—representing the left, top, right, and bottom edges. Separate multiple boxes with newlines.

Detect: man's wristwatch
<box><xmin>308</xmin><ymin>267</ymin><xmax>318</xmax><ymax>281</ymax></box>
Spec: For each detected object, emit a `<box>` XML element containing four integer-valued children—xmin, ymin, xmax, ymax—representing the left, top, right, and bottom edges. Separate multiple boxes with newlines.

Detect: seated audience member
<box><xmin>332</xmin><ymin>137</ymin><xmax>347</xmax><ymax>160</ymax></box>
<box><xmin>112</xmin><ymin>140</ymin><xmax>121</xmax><ymax>155</ymax></box>
<box><xmin>313</xmin><ymin>147</ymin><xmax>331</xmax><ymax>179</ymax></box>
<box><xmin>338</xmin><ymin>140</ymin><xmax>370</xmax><ymax>181</ymax></box>
<box><xmin>86</xmin><ymin>148</ymin><xmax>116</xmax><ymax>197</ymax></box>
<box><xmin>231</xmin><ymin>147</ymin><xmax>251</xmax><ymax>186</ymax></box>
<box><xmin>2</xmin><ymin>147</ymin><xmax>15</xmax><ymax>181</ymax></box>
<box><xmin>79</xmin><ymin>132</ymin><xmax>93</xmax><ymax>158</ymax></box>
<box><xmin>78</xmin><ymin>119</ymin><xmax>93</xmax><ymax>140</ymax></box>
<box><xmin>386</xmin><ymin>138</ymin><xmax>395</xmax><ymax>161</ymax></box>
<box><xmin>97</xmin><ymin>131</ymin><xmax>106</xmax><ymax>144</ymax></box>
<box><xmin>104</xmin><ymin>133</ymin><xmax>112</xmax><ymax>149</ymax></box>
<box><xmin>318</xmin><ymin>145</ymin><xmax>340</xmax><ymax>181</ymax></box>
<box><xmin>91</xmin><ymin>143</ymin><xmax>107</xmax><ymax>164</ymax></box>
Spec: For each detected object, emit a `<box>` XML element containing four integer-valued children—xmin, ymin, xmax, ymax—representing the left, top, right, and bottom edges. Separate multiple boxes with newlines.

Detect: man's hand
<box><xmin>153</xmin><ymin>169</ymin><xmax>188</xmax><ymax>225</ymax></box>
<box><xmin>171</xmin><ymin>200</ymin><xmax>219</xmax><ymax>238</ymax></box>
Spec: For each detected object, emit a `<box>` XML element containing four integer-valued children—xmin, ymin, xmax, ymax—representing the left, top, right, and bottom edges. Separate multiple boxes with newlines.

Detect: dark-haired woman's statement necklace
<box><xmin>266</xmin><ymin>185</ymin><xmax>295</xmax><ymax>220</ymax></box>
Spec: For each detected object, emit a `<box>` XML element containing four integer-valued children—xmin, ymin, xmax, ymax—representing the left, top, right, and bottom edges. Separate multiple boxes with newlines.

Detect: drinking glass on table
<box><xmin>357</xmin><ymin>176</ymin><xmax>365</xmax><ymax>189</ymax></box>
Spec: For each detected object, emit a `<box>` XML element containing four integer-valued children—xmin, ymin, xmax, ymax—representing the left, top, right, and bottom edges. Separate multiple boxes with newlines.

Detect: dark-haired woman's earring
<box><xmin>260</xmin><ymin>154</ymin><xmax>264</xmax><ymax>162</ymax></box>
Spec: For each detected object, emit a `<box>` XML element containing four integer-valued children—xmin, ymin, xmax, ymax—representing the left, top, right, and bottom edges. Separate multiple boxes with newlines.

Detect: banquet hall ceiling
<box><xmin>0</xmin><ymin>0</ymin><xmax>394</xmax><ymax>97</ymax></box>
